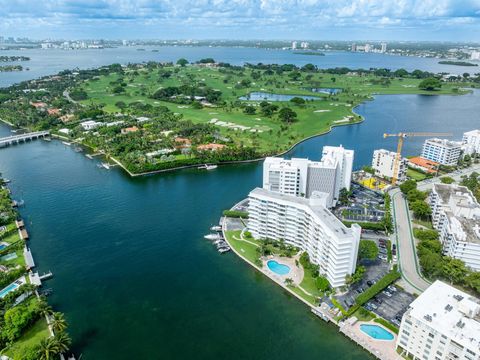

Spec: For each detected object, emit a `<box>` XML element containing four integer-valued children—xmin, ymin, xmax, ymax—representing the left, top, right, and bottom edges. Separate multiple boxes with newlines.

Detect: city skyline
<box><xmin>1</xmin><ymin>0</ymin><xmax>480</xmax><ymax>41</ymax></box>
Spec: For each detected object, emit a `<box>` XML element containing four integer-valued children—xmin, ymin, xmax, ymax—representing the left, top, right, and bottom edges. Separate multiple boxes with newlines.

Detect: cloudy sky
<box><xmin>1</xmin><ymin>0</ymin><xmax>480</xmax><ymax>41</ymax></box>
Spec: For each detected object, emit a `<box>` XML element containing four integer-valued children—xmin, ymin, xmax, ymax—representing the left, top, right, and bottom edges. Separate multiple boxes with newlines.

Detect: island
<box><xmin>0</xmin><ymin>56</ymin><xmax>30</xmax><ymax>62</ymax></box>
<box><xmin>0</xmin><ymin>59</ymin><xmax>475</xmax><ymax>175</ymax></box>
<box><xmin>294</xmin><ymin>51</ymin><xmax>325</xmax><ymax>56</ymax></box>
<box><xmin>438</xmin><ymin>60</ymin><xmax>478</xmax><ymax>66</ymax></box>
<box><xmin>0</xmin><ymin>65</ymin><xmax>23</xmax><ymax>72</ymax></box>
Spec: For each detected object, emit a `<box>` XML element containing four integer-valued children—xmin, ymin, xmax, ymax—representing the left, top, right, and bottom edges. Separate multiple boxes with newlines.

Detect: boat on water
<box><xmin>204</xmin><ymin>233</ymin><xmax>221</xmax><ymax>240</ymax></box>
<box><xmin>86</xmin><ymin>154</ymin><xmax>93</xmax><ymax>159</ymax></box>
<box><xmin>210</xmin><ymin>225</ymin><xmax>222</xmax><ymax>231</ymax></box>
<box><xmin>101</xmin><ymin>162</ymin><xmax>111</xmax><ymax>170</ymax></box>
<box><xmin>12</xmin><ymin>200</ymin><xmax>24</xmax><ymax>207</ymax></box>
<box><xmin>218</xmin><ymin>247</ymin><xmax>231</xmax><ymax>254</ymax></box>
<box><xmin>198</xmin><ymin>164</ymin><xmax>218</xmax><ymax>170</ymax></box>
<box><xmin>73</xmin><ymin>146</ymin><xmax>83</xmax><ymax>152</ymax></box>
<box><xmin>213</xmin><ymin>239</ymin><xmax>226</xmax><ymax>246</ymax></box>
<box><xmin>2</xmin><ymin>179</ymin><xmax>11</xmax><ymax>184</ymax></box>
<box><xmin>43</xmin><ymin>137</ymin><xmax>51</xmax><ymax>142</ymax></box>
<box><xmin>62</xmin><ymin>141</ymin><xmax>71</xmax><ymax>146</ymax></box>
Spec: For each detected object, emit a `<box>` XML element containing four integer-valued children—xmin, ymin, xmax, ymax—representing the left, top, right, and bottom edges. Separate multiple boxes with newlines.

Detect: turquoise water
<box><xmin>0</xmin><ymin>282</ymin><xmax>19</xmax><ymax>298</ymax></box>
<box><xmin>267</xmin><ymin>260</ymin><xmax>291</xmax><ymax>275</ymax></box>
<box><xmin>239</xmin><ymin>92</ymin><xmax>321</xmax><ymax>101</ymax></box>
<box><xmin>360</xmin><ymin>324</ymin><xmax>394</xmax><ymax>340</ymax></box>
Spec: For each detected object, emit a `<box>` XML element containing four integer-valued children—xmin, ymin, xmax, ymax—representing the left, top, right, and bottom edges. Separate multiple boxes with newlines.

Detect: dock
<box><xmin>0</xmin><ymin>131</ymin><xmax>50</xmax><ymax>148</ymax></box>
<box><xmin>23</xmin><ymin>246</ymin><xmax>35</xmax><ymax>269</ymax></box>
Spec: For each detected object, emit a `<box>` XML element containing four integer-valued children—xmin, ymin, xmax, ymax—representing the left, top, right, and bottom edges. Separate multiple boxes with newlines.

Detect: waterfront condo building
<box><xmin>421</xmin><ymin>138</ymin><xmax>462</xmax><ymax>166</ymax></box>
<box><xmin>262</xmin><ymin>145</ymin><xmax>354</xmax><ymax>208</ymax></box>
<box><xmin>371</xmin><ymin>149</ymin><xmax>408</xmax><ymax>181</ymax></box>
<box><xmin>397</xmin><ymin>280</ymin><xmax>480</xmax><ymax>360</ymax></box>
<box><xmin>247</xmin><ymin>187</ymin><xmax>361</xmax><ymax>287</ymax></box>
<box><xmin>462</xmin><ymin>129</ymin><xmax>480</xmax><ymax>156</ymax></box>
<box><xmin>429</xmin><ymin>183</ymin><xmax>480</xmax><ymax>271</ymax></box>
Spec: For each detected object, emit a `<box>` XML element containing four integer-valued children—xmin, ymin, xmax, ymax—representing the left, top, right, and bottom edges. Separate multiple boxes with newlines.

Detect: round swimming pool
<box><xmin>360</xmin><ymin>324</ymin><xmax>394</xmax><ymax>341</ymax></box>
<box><xmin>267</xmin><ymin>260</ymin><xmax>291</xmax><ymax>275</ymax></box>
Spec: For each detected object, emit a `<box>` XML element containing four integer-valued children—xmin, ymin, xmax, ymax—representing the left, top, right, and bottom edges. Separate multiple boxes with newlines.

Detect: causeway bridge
<box><xmin>0</xmin><ymin>131</ymin><xmax>50</xmax><ymax>147</ymax></box>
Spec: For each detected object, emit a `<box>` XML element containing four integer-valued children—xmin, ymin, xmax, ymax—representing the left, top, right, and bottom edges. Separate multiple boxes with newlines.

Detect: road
<box><xmin>389</xmin><ymin>164</ymin><xmax>480</xmax><ymax>294</ymax></box>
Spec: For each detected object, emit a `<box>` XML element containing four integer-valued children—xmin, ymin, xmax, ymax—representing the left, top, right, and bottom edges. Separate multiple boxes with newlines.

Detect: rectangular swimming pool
<box><xmin>0</xmin><ymin>282</ymin><xmax>20</xmax><ymax>299</ymax></box>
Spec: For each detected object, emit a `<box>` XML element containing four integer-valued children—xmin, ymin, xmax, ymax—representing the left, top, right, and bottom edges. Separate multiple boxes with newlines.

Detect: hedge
<box><xmin>374</xmin><ymin>318</ymin><xmax>399</xmax><ymax>334</ymax></box>
<box><xmin>222</xmin><ymin>210</ymin><xmax>249</xmax><ymax>219</ymax></box>
<box><xmin>355</xmin><ymin>270</ymin><xmax>401</xmax><ymax>305</ymax></box>
<box><xmin>342</xmin><ymin>220</ymin><xmax>385</xmax><ymax>231</ymax></box>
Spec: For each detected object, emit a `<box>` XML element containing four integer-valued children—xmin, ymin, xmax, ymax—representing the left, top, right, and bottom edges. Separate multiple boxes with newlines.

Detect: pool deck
<box><xmin>339</xmin><ymin>318</ymin><xmax>401</xmax><ymax>360</ymax></box>
<box><xmin>262</xmin><ymin>254</ymin><xmax>304</xmax><ymax>285</ymax></box>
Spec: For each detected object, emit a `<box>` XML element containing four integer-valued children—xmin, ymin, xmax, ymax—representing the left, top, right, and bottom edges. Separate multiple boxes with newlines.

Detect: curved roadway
<box><xmin>390</xmin><ymin>164</ymin><xmax>480</xmax><ymax>294</ymax></box>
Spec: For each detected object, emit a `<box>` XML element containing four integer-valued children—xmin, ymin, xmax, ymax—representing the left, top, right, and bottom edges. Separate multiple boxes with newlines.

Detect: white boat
<box><xmin>101</xmin><ymin>163</ymin><xmax>110</xmax><ymax>170</ymax></box>
<box><xmin>43</xmin><ymin>137</ymin><xmax>51</xmax><ymax>142</ymax></box>
<box><xmin>218</xmin><ymin>247</ymin><xmax>231</xmax><ymax>254</ymax></box>
<box><xmin>62</xmin><ymin>141</ymin><xmax>71</xmax><ymax>146</ymax></box>
<box><xmin>204</xmin><ymin>233</ymin><xmax>221</xmax><ymax>240</ymax></box>
<box><xmin>86</xmin><ymin>154</ymin><xmax>93</xmax><ymax>159</ymax></box>
<box><xmin>210</xmin><ymin>225</ymin><xmax>222</xmax><ymax>231</ymax></box>
<box><xmin>213</xmin><ymin>240</ymin><xmax>226</xmax><ymax>246</ymax></box>
<box><xmin>198</xmin><ymin>164</ymin><xmax>218</xmax><ymax>170</ymax></box>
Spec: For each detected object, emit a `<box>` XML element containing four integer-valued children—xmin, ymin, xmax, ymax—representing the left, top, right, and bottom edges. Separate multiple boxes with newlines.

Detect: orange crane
<box><xmin>383</xmin><ymin>132</ymin><xmax>452</xmax><ymax>185</ymax></box>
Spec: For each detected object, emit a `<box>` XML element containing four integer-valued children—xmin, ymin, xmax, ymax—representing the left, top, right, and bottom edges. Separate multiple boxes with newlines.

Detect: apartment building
<box><xmin>371</xmin><ymin>149</ymin><xmax>408</xmax><ymax>181</ymax></box>
<box><xmin>248</xmin><ymin>188</ymin><xmax>361</xmax><ymax>287</ymax></box>
<box><xmin>397</xmin><ymin>280</ymin><xmax>480</xmax><ymax>360</ymax></box>
<box><xmin>421</xmin><ymin>138</ymin><xmax>462</xmax><ymax>166</ymax></box>
<box><xmin>429</xmin><ymin>183</ymin><xmax>480</xmax><ymax>271</ymax></box>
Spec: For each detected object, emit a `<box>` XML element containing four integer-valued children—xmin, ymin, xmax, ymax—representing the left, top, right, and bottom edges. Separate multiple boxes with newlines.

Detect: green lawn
<box><xmin>224</xmin><ymin>230</ymin><xmax>260</xmax><ymax>265</ymax></box>
<box><xmin>287</xmin><ymin>285</ymin><xmax>318</xmax><ymax>305</ymax></box>
<box><xmin>352</xmin><ymin>307</ymin><xmax>376</xmax><ymax>321</ymax></box>
<box><xmin>412</xmin><ymin>219</ymin><xmax>434</xmax><ymax>230</ymax></box>
<box><xmin>299</xmin><ymin>267</ymin><xmax>324</xmax><ymax>298</ymax></box>
<box><xmin>407</xmin><ymin>168</ymin><xmax>427</xmax><ymax>181</ymax></box>
<box><xmin>2</xmin><ymin>318</ymin><xmax>50</xmax><ymax>360</ymax></box>
<box><xmin>77</xmin><ymin>65</ymin><xmax>470</xmax><ymax>155</ymax></box>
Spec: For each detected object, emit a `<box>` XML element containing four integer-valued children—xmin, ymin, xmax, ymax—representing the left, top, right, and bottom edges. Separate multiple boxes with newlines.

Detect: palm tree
<box><xmin>37</xmin><ymin>298</ymin><xmax>54</xmax><ymax>318</ymax></box>
<box><xmin>37</xmin><ymin>337</ymin><xmax>58</xmax><ymax>360</ymax></box>
<box><xmin>51</xmin><ymin>312</ymin><xmax>68</xmax><ymax>333</ymax></box>
<box><xmin>53</xmin><ymin>331</ymin><xmax>72</xmax><ymax>354</ymax></box>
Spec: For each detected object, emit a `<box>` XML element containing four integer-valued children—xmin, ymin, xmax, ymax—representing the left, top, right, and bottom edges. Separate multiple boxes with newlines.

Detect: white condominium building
<box><xmin>371</xmin><ymin>149</ymin><xmax>408</xmax><ymax>181</ymax></box>
<box><xmin>397</xmin><ymin>280</ymin><xmax>480</xmax><ymax>360</ymax></box>
<box><xmin>429</xmin><ymin>183</ymin><xmax>480</xmax><ymax>271</ymax></box>
<box><xmin>422</xmin><ymin>138</ymin><xmax>462</xmax><ymax>166</ymax></box>
<box><xmin>262</xmin><ymin>145</ymin><xmax>354</xmax><ymax>208</ymax></box>
<box><xmin>248</xmin><ymin>188</ymin><xmax>361</xmax><ymax>287</ymax></box>
<box><xmin>462</xmin><ymin>130</ymin><xmax>480</xmax><ymax>156</ymax></box>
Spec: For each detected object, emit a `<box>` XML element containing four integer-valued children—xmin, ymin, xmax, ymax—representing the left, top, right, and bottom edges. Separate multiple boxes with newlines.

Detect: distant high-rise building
<box><xmin>300</xmin><ymin>41</ymin><xmax>309</xmax><ymax>49</ymax></box>
<box><xmin>351</xmin><ymin>43</ymin><xmax>357</xmax><ymax>52</ymax></box>
<box><xmin>122</xmin><ymin>39</ymin><xmax>128</xmax><ymax>46</ymax></box>
<box><xmin>381</xmin><ymin>42</ymin><xmax>387</xmax><ymax>53</ymax></box>
<box><xmin>364</xmin><ymin>43</ymin><xmax>372</xmax><ymax>53</ymax></box>
<box><xmin>462</xmin><ymin>129</ymin><xmax>480</xmax><ymax>155</ymax></box>
<box><xmin>471</xmin><ymin>51</ymin><xmax>480</xmax><ymax>60</ymax></box>
<box><xmin>262</xmin><ymin>145</ymin><xmax>354</xmax><ymax>208</ymax></box>
<box><xmin>291</xmin><ymin>41</ymin><xmax>297</xmax><ymax>50</ymax></box>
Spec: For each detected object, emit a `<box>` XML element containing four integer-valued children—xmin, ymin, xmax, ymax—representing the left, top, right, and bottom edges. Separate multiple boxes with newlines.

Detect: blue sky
<box><xmin>1</xmin><ymin>0</ymin><xmax>480</xmax><ymax>41</ymax></box>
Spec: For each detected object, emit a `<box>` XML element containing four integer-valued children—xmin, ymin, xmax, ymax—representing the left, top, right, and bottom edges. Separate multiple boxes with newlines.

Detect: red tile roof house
<box><xmin>30</xmin><ymin>102</ymin><xmax>47</xmax><ymax>109</ymax></box>
<box><xmin>47</xmin><ymin>108</ymin><xmax>61</xmax><ymax>116</ymax></box>
<box><xmin>121</xmin><ymin>126</ymin><xmax>139</xmax><ymax>134</ymax></box>
<box><xmin>196</xmin><ymin>143</ymin><xmax>226</xmax><ymax>151</ymax></box>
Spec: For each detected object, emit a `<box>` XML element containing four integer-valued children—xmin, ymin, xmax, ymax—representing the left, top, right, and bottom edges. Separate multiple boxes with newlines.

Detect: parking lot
<box><xmin>365</xmin><ymin>287</ymin><xmax>415</xmax><ymax>327</ymax></box>
<box><xmin>336</xmin><ymin>258</ymin><xmax>390</xmax><ymax>310</ymax></box>
<box><xmin>334</xmin><ymin>183</ymin><xmax>386</xmax><ymax>222</ymax></box>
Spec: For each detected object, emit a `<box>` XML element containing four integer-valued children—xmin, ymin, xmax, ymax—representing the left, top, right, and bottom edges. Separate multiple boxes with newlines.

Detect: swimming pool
<box><xmin>360</xmin><ymin>324</ymin><xmax>394</xmax><ymax>341</ymax></box>
<box><xmin>267</xmin><ymin>260</ymin><xmax>291</xmax><ymax>275</ymax></box>
<box><xmin>0</xmin><ymin>282</ymin><xmax>20</xmax><ymax>299</ymax></box>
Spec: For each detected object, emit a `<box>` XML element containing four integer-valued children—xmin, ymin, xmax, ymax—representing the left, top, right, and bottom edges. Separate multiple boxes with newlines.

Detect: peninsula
<box><xmin>0</xmin><ymin>60</ymin><xmax>475</xmax><ymax>175</ymax></box>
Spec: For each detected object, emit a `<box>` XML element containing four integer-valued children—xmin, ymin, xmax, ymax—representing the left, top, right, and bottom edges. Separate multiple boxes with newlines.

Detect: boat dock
<box><xmin>0</xmin><ymin>130</ymin><xmax>50</xmax><ymax>148</ymax></box>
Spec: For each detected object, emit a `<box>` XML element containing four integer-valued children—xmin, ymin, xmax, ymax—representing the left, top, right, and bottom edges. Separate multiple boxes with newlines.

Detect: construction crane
<box><xmin>383</xmin><ymin>132</ymin><xmax>452</xmax><ymax>185</ymax></box>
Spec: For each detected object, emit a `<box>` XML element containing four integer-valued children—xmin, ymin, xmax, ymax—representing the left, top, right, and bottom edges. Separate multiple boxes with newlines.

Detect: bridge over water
<box><xmin>0</xmin><ymin>130</ymin><xmax>50</xmax><ymax>147</ymax></box>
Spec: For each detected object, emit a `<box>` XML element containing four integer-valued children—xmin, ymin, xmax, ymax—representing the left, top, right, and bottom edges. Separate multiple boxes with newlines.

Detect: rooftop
<box><xmin>407</xmin><ymin>281</ymin><xmax>480</xmax><ymax>351</ymax></box>
<box><xmin>249</xmin><ymin>187</ymin><xmax>357</xmax><ymax>239</ymax></box>
<box><xmin>433</xmin><ymin>183</ymin><xmax>480</xmax><ymax>245</ymax></box>
<box><xmin>425</xmin><ymin>138</ymin><xmax>462</xmax><ymax>149</ymax></box>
